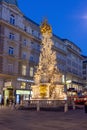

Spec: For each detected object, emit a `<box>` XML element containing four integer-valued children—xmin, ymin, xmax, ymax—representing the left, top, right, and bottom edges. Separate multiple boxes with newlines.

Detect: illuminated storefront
<box><xmin>15</xmin><ymin>78</ymin><xmax>34</xmax><ymax>104</ymax></box>
<box><xmin>15</xmin><ymin>89</ymin><xmax>31</xmax><ymax>104</ymax></box>
<box><xmin>66</xmin><ymin>80</ymin><xmax>83</xmax><ymax>97</ymax></box>
<box><xmin>3</xmin><ymin>81</ymin><xmax>13</xmax><ymax>105</ymax></box>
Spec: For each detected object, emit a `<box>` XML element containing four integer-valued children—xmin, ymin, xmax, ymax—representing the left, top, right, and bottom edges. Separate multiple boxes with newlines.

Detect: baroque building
<box><xmin>0</xmin><ymin>0</ymin><xmax>84</xmax><ymax>104</ymax></box>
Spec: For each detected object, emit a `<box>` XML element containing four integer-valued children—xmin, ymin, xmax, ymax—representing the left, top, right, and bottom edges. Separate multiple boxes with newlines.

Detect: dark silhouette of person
<box><xmin>1</xmin><ymin>98</ymin><xmax>4</xmax><ymax>106</ymax></box>
<box><xmin>6</xmin><ymin>98</ymin><xmax>9</xmax><ymax>106</ymax></box>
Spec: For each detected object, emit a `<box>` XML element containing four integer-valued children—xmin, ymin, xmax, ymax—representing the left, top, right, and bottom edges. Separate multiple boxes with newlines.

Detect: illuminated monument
<box><xmin>31</xmin><ymin>20</ymin><xmax>66</xmax><ymax>100</ymax></box>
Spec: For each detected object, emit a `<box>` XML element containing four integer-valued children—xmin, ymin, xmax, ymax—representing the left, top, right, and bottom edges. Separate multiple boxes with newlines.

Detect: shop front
<box><xmin>3</xmin><ymin>81</ymin><xmax>14</xmax><ymax>105</ymax></box>
<box><xmin>16</xmin><ymin>78</ymin><xmax>34</xmax><ymax>105</ymax></box>
<box><xmin>0</xmin><ymin>79</ymin><xmax>4</xmax><ymax>104</ymax></box>
<box><xmin>66</xmin><ymin>80</ymin><xmax>83</xmax><ymax>97</ymax></box>
<box><xmin>15</xmin><ymin>89</ymin><xmax>31</xmax><ymax>105</ymax></box>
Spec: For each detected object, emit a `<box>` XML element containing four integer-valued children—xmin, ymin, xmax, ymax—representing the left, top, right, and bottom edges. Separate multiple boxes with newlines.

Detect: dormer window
<box><xmin>68</xmin><ymin>44</ymin><xmax>72</xmax><ymax>48</ymax></box>
<box><xmin>10</xmin><ymin>14</ymin><xmax>15</xmax><ymax>25</ymax></box>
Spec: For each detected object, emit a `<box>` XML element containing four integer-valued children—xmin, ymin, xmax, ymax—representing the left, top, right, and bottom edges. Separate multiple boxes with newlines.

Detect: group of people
<box><xmin>0</xmin><ymin>98</ymin><xmax>14</xmax><ymax>107</ymax></box>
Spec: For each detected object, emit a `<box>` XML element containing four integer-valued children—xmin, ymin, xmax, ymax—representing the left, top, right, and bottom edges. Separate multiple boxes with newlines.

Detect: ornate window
<box><xmin>9</xmin><ymin>33</ymin><xmax>15</xmax><ymax>40</ymax></box>
<box><xmin>10</xmin><ymin>14</ymin><xmax>15</xmax><ymax>25</ymax></box>
<box><xmin>8</xmin><ymin>47</ymin><xmax>14</xmax><ymax>55</ymax></box>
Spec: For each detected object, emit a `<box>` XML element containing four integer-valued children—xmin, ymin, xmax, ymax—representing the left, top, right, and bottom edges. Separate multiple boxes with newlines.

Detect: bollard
<box><xmin>64</xmin><ymin>102</ymin><xmax>68</xmax><ymax>112</ymax></box>
<box><xmin>72</xmin><ymin>100</ymin><xmax>75</xmax><ymax>110</ymax></box>
<box><xmin>37</xmin><ymin>101</ymin><xmax>40</xmax><ymax>111</ymax></box>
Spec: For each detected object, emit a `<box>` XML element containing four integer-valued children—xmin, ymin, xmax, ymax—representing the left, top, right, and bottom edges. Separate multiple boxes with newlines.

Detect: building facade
<box><xmin>83</xmin><ymin>56</ymin><xmax>87</xmax><ymax>90</ymax></box>
<box><xmin>63</xmin><ymin>39</ymin><xmax>84</xmax><ymax>96</ymax></box>
<box><xmin>0</xmin><ymin>0</ymin><xmax>84</xmax><ymax>104</ymax></box>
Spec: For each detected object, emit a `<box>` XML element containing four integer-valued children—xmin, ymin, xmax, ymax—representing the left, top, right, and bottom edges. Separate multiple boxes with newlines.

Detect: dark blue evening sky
<box><xmin>18</xmin><ymin>0</ymin><xmax>87</xmax><ymax>55</ymax></box>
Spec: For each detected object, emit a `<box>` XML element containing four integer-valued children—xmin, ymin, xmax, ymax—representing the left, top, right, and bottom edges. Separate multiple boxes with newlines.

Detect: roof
<box><xmin>83</xmin><ymin>60</ymin><xmax>87</xmax><ymax>63</ymax></box>
<box><xmin>53</xmin><ymin>34</ymin><xmax>62</xmax><ymax>41</ymax></box>
<box><xmin>62</xmin><ymin>39</ymin><xmax>81</xmax><ymax>51</ymax></box>
<box><xmin>23</xmin><ymin>15</ymin><xmax>39</xmax><ymax>27</ymax></box>
<box><xmin>82</xmin><ymin>55</ymin><xmax>87</xmax><ymax>59</ymax></box>
<box><xmin>0</xmin><ymin>0</ymin><xmax>18</xmax><ymax>6</ymax></box>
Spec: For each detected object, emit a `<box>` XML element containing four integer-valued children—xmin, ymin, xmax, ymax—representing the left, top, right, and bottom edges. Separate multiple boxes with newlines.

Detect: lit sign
<box><xmin>66</xmin><ymin>80</ymin><xmax>71</xmax><ymax>83</ymax></box>
<box><xmin>16</xmin><ymin>90</ymin><xmax>30</xmax><ymax>95</ymax></box>
<box><xmin>17</xmin><ymin>78</ymin><xmax>34</xmax><ymax>83</ymax></box>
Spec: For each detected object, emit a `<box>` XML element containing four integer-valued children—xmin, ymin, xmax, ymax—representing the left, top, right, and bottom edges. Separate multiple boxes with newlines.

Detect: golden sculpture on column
<box><xmin>31</xmin><ymin>19</ymin><xmax>66</xmax><ymax>100</ymax></box>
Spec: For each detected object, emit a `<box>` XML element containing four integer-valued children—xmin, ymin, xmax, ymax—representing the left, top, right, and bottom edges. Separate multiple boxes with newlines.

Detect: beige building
<box><xmin>0</xmin><ymin>0</ymin><xmax>84</xmax><ymax>104</ymax></box>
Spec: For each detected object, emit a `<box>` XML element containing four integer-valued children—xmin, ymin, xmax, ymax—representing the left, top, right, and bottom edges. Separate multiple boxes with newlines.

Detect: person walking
<box><xmin>1</xmin><ymin>98</ymin><xmax>4</xmax><ymax>108</ymax></box>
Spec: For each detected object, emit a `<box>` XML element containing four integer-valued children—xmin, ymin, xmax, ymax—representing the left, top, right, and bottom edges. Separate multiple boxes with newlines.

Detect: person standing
<box><xmin>6</xmin><ymin>98</ymin><xmax>9</xmax><ymax>106</ymax></box>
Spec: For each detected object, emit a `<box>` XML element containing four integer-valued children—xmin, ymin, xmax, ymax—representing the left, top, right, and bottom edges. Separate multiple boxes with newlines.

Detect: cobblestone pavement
<box><xmin>0</xmin><ymin>107</ymin><xmax>87</xmax><ymax>130</ymax></box>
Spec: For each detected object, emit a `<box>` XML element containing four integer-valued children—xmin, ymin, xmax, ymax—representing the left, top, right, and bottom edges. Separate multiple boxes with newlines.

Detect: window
<box><xmin>30</xmin><ymin>55</ymin><xmax>34</xmax><ymax>61</ymax></box>
<box><xmin>8</xmin><ymin>47</ymin><xmax>14</xmax><ymax>55</ymax></box>
<box><xmin>9</xmin><ymin>33</ymin><xmax>15</xmax><ymax>40</ymax></box>
<box><xmin>30</xmin><ymin>67</ymin><xmax>34</xmax><ymax>77</ymax></box>
<box><xmin>24</xmin><ymin>26</ymin><xmax>27</xmax><ymax>32</ymax></box>
<box><xmin>8</xmin><ymin>64</ymin><xmax>13</xmax><ymax>73</ymax></box>
<box><xmin>83</xmin><ymin>77</ymin><xmax>86</xmax><ymax>80</ymax></box>
<box><xmin>32</xmin><ymin>30</ymin><xmax>34</xmax><ymax>35</ymax></box>
<box><xmin>22</xmin><ymin>52</ymin><xmax>26</xmax><ymax>59</ymax></box>
<box><xmin>38</xmin><ymin>33</ymin><xmax>41</xmax><ymax>38</ymax></box>
<box><xmin>10</xmin><ymin>14</ymin><xmax>15</xmax><ymax>25</ymax></box>
<box><xmin>23</xmin><ymin>39</ymin><xmax>27</xmax><ymax>46</ymax></box>
<box><xmin>83</xmin><ymin>71</ymin><xmax>86</xmax><ymax>74</ymax></box>
<box><xmin>83</xmin><ymin>64</ymin><xmax>86</xmax><ymax>69</ymax></box>
<box><xmin>37</xmin><ymin>44</ymin><xmax>40</xmax><ymax>50</ymax></box>
<box><xmin>22</xmin><ymin>65</ymin><xmax>26</xmax><ymax>76</ymax></box>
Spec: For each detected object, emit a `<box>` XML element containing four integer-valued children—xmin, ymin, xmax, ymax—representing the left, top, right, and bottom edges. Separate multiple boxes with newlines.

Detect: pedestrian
<box><xmin>1</xmin><ymin>98</ymin><xmax>4</xmax><ymax>108</ymax></box>
<box><xmin>84</xmin><ymin>101</ymin><xmax>87</xmax><ymax>113</ymax></box>
<box><xmin>6</xmin><ymin>98</ymin><xmax>9</xmax><ymax>106</ymax></box>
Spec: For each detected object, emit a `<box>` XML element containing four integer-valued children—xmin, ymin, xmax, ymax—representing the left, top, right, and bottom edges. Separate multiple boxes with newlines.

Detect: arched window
<box><xmin>10</xmin><ymin>14</ymin><xmax>15</xmax><ymax>25</ymax></box>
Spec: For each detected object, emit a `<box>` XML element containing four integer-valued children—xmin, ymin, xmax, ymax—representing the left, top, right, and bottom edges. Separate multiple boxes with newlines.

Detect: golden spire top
<box><xmin>40</xmin><ymin>19</ymin><xmax>52</xmax><ymax>34</ymax></box>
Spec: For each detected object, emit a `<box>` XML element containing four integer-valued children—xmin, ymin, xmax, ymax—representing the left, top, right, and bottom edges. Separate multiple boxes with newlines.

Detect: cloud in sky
<box><xmin>82</xmin><ymin>15</ymin><xmax>87</xmax><ymax>19</ymax></box>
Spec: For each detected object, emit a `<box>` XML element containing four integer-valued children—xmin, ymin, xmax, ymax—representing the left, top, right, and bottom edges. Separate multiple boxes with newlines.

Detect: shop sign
<box><xmin>17</xmin><ymin>78</ymin><xmax>34</xmax><ymax>83</ymax></box>
<box><xmin>16</xmin><ymin>90</ymin><xmax>30</xmax><ymax>95</ymax></box>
